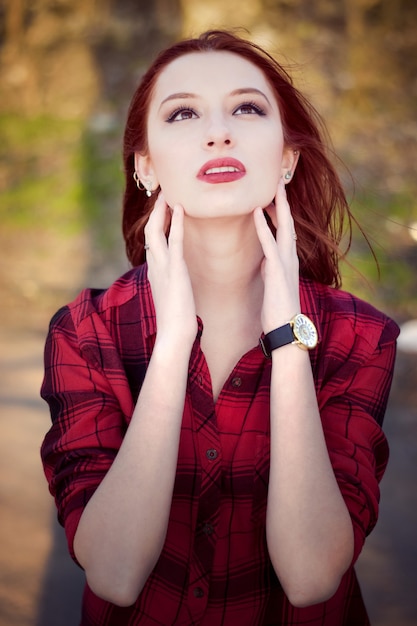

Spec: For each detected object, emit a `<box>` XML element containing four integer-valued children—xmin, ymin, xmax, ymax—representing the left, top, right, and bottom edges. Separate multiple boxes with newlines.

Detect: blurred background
<box><xmin>0</xmin><ymin>0</ymin><xmax>416</xmax><ymax>625</ymax></box>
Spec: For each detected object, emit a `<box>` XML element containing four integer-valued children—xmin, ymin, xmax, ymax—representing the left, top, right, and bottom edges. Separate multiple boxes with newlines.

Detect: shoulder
<box><xmin>50</xmin><ymin>265</ymin><xmax>150</xmax><ymax>332</ymax></box>
<box><xmin>45</xmin><ymin>265</ymin><xmax>154</xmax><ymax>370</ymax></box>
<box><xmin>300</xmin><ymin>278</ymin><xmax>400</xmax><ymax>352</ymax></box>
<box><xmin>42</xmin><ymin>266</ymin><xmax>151</xmax><ymax>411</ymax></box>
<box><xmin>301</xmin><ymin>280</ymin><xmax>399</xmax><ymax>427</ymax></box>
<box><xmin>69</xmin><ymin>264</ymin><xmax>150</xmax><ymax>325</ymax></box>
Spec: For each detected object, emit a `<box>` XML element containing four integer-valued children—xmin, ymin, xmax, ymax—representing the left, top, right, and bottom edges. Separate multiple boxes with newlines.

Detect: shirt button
<box><xmin>231</xmin><ymin>376</ymin><xmax>242</xmax><ymax>388</ymax></box>
<box><xmin>193</xmin><ymin>586</ymin><xmax>204</xmax><ymax>598</ymax></box>
<box><xmin>206</xmin><ymin>448</ymin><xmax>218</xmax><ymax>460</ymax></box>
<box><xmin>203</xmin><ymin>523</ymin><xmax>214</xmax><ymax>535</ymax></box>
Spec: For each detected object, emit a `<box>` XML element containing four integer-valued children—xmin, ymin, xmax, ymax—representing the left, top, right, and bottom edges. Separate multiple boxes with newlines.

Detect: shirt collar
<box><xmin>139</xmin><ymin>266</ymin><xmax>322</xmax><ymax>344</ymax></box>
<box><xmin>137</xmin><ymin>264</ymin><xmax>157</xmax><ymax>339</ymax></box>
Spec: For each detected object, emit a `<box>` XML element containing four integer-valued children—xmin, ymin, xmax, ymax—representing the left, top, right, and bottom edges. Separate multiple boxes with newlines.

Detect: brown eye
<box><xmin>166</xmin><ymin>107</ymin><xmax>198</xmax><ymax>123</ymax></box>
<box><xmin>234</xmin><ymin>102</ymin><xmax>266</xmax><ymax>116</ymax></box>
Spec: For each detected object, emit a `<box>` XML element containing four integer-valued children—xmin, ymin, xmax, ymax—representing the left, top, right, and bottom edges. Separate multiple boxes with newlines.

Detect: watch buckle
<box><xmin>259</xmin><ymin>337</ymin><xmax>271</xmax><ymax>358</ymax></box>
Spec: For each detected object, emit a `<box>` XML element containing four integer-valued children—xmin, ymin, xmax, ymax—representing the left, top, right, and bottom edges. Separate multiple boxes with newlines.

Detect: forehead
<box><xmin>151</xmin><ymin>50</ymin><xmax>275</xmax><ymax>102</ymax></box>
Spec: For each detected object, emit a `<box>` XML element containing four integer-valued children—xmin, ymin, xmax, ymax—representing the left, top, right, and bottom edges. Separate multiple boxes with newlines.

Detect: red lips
<box><xmin>197</xmin><ymin>158</ymin><xmax>246</xmax><ymax>184</ymax></box>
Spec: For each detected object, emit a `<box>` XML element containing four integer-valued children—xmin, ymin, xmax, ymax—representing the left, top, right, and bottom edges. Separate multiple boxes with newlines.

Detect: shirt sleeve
<box><xmin>40</xmin><ymin>302</ymin><xmax>135</xmax><ymax>564</ymax></box>
<box><xmin>316</xmin><ymin>313</ymin><xmax>399</xmax><ymax>564</ymax></box>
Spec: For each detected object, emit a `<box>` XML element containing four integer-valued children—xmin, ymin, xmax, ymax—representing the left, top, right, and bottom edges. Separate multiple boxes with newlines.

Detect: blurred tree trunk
<box><xmin>155</xmin><ymin>0</ymin><xmax>183</xmax><ymax>38</ymax></box>
<box><xmin>180</xmin><ymin>0</ymin><xmax>263</xmax><ymax>35</ymax></box>
<box><xmin>3</xmin><ymin>0</ymin><xmax>25</xmax><ymax>51</ymax></box>
<box><xmin>344</xmin><ymin>0</ymin><xmax>380</xmax><ymax>38</ymax></box>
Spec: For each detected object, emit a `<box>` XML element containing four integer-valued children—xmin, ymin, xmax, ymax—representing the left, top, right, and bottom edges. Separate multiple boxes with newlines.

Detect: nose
<box><xmin>207</xmin><ymin>137</ymin><xmax>231</xmax><ymax>147</ymax></box>
<box><xmin>205</xmin><ymin>114</ymin><xmax>233</xmax><ymax>148</ymax></box>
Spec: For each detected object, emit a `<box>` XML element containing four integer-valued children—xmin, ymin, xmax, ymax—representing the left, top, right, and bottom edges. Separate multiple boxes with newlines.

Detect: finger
<box><xmin>264</xmin><ymin>202</ymin><xmax>278</xmax><ymax>229</ymax></box>
<box><xmin>274</xmin><ymin>179</ymin><xmax>296</xmax><ymax>249</ymax></box>
<box><xmin>145</xmin><ymin>192</ymin><xmax>167</xmax><ymax>232</ymax></box>
<box><xmin>167</xmin><ymin>204</ymin><xmax>184</xmax><ymax>256</ymax></box>
<box><xmin>144</xmin><ymin>193</ymin><xmax>171</xmax><ymax>252</ymax></box>
<box><xmin>253</xmin><ymin>207</ymin><xmax>277</xmax><ymax>258</ymax></box>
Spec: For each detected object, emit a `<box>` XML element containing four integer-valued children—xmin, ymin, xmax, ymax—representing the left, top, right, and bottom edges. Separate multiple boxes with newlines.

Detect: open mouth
<box><xmin>197</xmin><ymin>159</ymin><xmax>246</xmax><ymax>183</ymax></box>
<box><xmin>204</xmin><ymin>166</ymin><xmax>241</xmax><ymax>175</ymax></box>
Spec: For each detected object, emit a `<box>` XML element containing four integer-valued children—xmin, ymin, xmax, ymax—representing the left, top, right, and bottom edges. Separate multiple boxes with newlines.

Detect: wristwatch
<box><xmin>259</xmin><ymin>313</ymin><xmax>318</xmax><ymax>357</ymax></box>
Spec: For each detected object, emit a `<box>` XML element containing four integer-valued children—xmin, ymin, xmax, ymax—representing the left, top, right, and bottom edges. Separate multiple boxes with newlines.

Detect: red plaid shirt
<box><xmin>41</xmin><ymin>265</ymin><xmax>399</xmax><ymax>625</ymax></box>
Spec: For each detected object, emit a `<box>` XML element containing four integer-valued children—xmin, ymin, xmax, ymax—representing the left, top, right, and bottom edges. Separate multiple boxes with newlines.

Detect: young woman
<box><xmin>41</xmin><ymin>30</ymin><xmax>399</xmax><ymax>625</ymax></box>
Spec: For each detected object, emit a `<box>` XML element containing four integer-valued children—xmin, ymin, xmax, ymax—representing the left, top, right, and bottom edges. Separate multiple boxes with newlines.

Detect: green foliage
<box><xmin>342</xmin><ymin>190</ymin><xmax>417</xmax><ymax>317</ymax></box>
<box><xmin>0</xmin><ymin>114</ymin><xmax>123</xmax><ymax>245</ymax></box>
<box><xmin>0</xmin><ymin>114</ymin><xmax>85</xmax><ymax>233</ymax></box>
<box><xmin>75</xmin><ymin>124</ymin><xmax>124</xmax><ymax>249</ymax></box>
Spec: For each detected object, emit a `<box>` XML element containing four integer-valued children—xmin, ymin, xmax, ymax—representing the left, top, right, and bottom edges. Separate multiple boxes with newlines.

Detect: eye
<box><xmin>234</xmin><ymin>101</ymin><xmax>266</xmax><ymax>116</ymax></box>
<box><xmin>166</xmin><ymin>107</ymin><xmax>198</xmax><ymax>123</ymax></box>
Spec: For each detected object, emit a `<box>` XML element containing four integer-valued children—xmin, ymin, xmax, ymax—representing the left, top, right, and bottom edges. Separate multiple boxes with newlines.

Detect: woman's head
<box><xmin>134</xmin><ymin>50</ymin><xmax>296</xmax><ymax>228</ymax></box>
<box><xmin>123</xmin><ymin>30</ymin><xmax>351</xmax><ymax>287</ymax></box>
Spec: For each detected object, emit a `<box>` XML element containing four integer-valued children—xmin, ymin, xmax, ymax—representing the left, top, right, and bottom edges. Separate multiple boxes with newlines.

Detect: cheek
<box><xmin>152</xmin><ymin>160</ymin><xmax>189</xmax><ymax>209</ymax></box>
<box><xmin>149</xmin><ymin>150</ymin><xmax>179</xmax><ymax>193</ymax></box>
<box><xmin>259</xmin><ymin>146</ymin><xmax>282</xmax><ymax>186</ymax></box>
<box><xmin>263</xmin><ymin>137</ymin><xmax>282</xmax><ymax>178</ymax></box>
<box><xmin>254</xmin><ymin>149</ymin><xmax>282</xmax><ymax>208</ymax></box>
<box><xmin>150</xmin><ymin>139</ymin><xmax>200</xmax><ymax>208</ymax></box>
<box><xmin>150</xmin><ymin>136</ymin><xmax>188</xmax><ymax>179</ymax></box>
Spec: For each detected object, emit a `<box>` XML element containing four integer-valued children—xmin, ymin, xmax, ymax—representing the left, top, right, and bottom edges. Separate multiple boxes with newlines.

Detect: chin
<box><xmin>182</xmin><ymin>196</ymin><xmax>274</xmax><ymax>219</ymax></box>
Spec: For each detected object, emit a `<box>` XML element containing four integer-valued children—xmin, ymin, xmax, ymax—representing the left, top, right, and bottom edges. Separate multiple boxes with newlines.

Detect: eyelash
<box><xmin>165</xmin><ymin>101</ymin><xmax>266</xmax><ymax>123</ymax></box>
<box><xmin>166</xmin><ymin>107</ymin><xmax>198</xmax><ymax>123</ymax></box>
<box><xmin>234</xmin><ymin>101</ymin><xmax>266</xmax><ymax>116</ymax></box>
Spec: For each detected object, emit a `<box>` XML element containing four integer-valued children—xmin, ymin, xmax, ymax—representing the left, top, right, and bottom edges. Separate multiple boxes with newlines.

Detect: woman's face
<box><xmin>136</xmin><ymin>51</ymin><xmax>295</xmax><ymax>219</ymax></box>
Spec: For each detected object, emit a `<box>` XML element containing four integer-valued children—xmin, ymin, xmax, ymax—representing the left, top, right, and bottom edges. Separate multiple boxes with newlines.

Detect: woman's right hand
<box><xmin>144</xmin><ymin>192</ymin><xmax>197</xmax><ymax>349</ymax></box>
<box><xmin>73</xmin><ymin>192</ymin><xmax>196</xmax><ymax>605</ymax></box>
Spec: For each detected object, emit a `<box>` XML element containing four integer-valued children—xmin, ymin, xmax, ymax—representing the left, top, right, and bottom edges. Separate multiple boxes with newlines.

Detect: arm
<box><xmin>254</xmin><ymin>181</ymin><xmax>354</xmax><ymax>607</ymax></box>
<box><xmin>266</xmin><ymin>346</ymin><xmax>354</xmax><ymax>607</ymax></box>
<box><xmin>52</xmin><ymin>197</ymin><xmax>196</xmax><ymax>607</ymax></box>
<box><xmin>266</xmin><ymin>325</ymin><xmax>397</xmax><ymax>607</ymax></box>
<box><xmin>73</xmin><ymin>340</ymin><xmax>191</xmax><ymax>606</ymax></box>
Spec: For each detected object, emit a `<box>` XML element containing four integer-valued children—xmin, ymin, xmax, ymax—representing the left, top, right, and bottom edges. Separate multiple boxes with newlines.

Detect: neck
<box><xmin>183</xmin><ymin>214</ymin><xmax>264</xmax><ymax>312</ymax></box>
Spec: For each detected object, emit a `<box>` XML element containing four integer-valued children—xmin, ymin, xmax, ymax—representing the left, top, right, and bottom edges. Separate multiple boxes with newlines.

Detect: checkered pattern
<box><xmin>41</xmin><ymin>265</ymin><xmax>399</xmax><ymax>625</ymax></box>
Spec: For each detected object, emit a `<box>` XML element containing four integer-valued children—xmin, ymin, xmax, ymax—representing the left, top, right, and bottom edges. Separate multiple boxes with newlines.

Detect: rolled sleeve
<box><xmin>317</xmin><ymin>315</ymin><xmax>399</xmax><ymax>563</ymax></box>
<box><xmin>40</xmin><ymin>303</ymin><xmax>134</xmax><ymax>562</ymax></box>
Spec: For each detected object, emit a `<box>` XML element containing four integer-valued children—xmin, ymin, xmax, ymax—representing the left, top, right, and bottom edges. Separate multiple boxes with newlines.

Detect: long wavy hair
<box><xmin>122</xmin><ymin>29</ymin><xmax>354</xmax><ymax>287</ymax></box>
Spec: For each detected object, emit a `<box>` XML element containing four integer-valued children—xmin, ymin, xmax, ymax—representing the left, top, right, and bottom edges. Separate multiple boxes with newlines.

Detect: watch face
<box><xmin>293</xmin><ymin>314</ymin><xmax>318</xmax><ymax>349</ymax></box>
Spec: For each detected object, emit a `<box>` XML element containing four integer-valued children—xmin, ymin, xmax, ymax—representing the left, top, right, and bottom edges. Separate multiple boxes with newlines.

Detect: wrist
<box><xmin>260</xmin><ymin>314</ymin><xmax>318</xmax><ymax>357</ymax></box>
<box><xmin>153</xmin><ymin>331</ymin><xmax>196</xmax><ymax>360</ymax></box>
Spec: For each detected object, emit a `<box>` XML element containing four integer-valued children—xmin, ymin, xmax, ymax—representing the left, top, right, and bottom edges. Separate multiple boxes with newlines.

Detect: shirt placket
<box><xmin>186</xmin><ymin>345</ymin><xmax>221</xmax><ymax>621</ymax></box>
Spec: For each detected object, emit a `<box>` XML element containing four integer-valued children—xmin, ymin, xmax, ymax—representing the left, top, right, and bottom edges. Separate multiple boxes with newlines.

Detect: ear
<box><xmin>281</xmin><ymin>147</ymin><xmax>300</xmax><ymax>184</ymax></box>
<box><xmin>134</xmin><ymin>152</ymin><xmax>160</xmax><ymax>191</ymax></box>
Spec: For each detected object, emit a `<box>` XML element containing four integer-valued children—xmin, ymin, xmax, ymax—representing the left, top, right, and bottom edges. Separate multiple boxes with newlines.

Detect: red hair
<box><xmin>122</xmin><ymin>30</ymin><xmax>353</xmax><ymax>287</ymax></box>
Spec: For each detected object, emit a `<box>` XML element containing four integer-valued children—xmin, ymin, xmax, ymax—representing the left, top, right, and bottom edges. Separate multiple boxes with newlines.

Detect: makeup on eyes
<box><xmin>165</xmin><ymin>100</ymin><xmax>267</xmax><ymax>123</ymax></box>
<box><xmin>161</xmin><ymin>86</ymin><xmax>271</xmax><ymax>122</ymax></box>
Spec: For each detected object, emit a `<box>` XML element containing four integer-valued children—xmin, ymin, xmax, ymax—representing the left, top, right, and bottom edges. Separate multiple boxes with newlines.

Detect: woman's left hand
<box><xmin>253</xmin><ymin>178</ymin><xmax>301</xmax><ymax>334</ymax></box>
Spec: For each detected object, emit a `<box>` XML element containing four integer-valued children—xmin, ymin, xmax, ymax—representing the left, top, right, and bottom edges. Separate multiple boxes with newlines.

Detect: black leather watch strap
<box><xmin>259</xmin><ymin>323</ymin><xmax>294</xmax><ymax>358</ymax></box>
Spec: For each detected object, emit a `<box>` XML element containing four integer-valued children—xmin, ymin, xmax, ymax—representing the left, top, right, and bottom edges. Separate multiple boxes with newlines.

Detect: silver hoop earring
<box><xmin>284</xmin><ymin>171</ymin><xmax>292</xmax><ymax>180</ymax></box>
<box><xmin>133</xmin><ymin>171</ymin><xmax>145</xmax><ymax>191</ymax></box>
<box><xmin>133</xmin><ymin>171</ymin><xmax>153</xmax><ymax>196</ymax></box>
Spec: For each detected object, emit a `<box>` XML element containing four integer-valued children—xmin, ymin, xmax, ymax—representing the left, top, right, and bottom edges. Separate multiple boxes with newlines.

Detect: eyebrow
<box><xmin>159</xmin><ymin>92</ymin><xmax>197</xmax><ymax>109</ymax></box>
<box><xmin>159</xmin><ymin>87</ymin><xmax>272</xmax><ymax>109</ymax></box>
<box><xmin>230</xmin><ymin>88</ymin><xmax>272</xmax><ymax>106</ymax></box>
